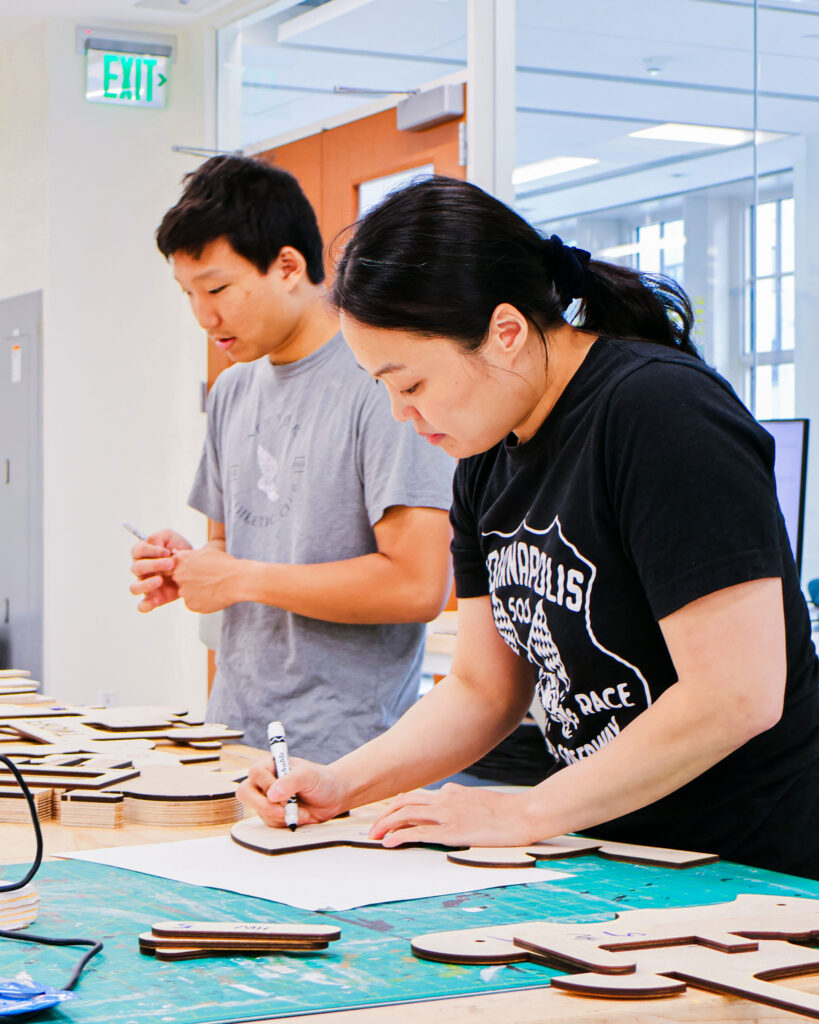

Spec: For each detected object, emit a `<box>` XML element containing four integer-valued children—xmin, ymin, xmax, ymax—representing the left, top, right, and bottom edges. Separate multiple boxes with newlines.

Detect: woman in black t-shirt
<box><xmin>238</xmin><ymin>176</ymin><xmax>819</xmax><ymax>879</ymax></box>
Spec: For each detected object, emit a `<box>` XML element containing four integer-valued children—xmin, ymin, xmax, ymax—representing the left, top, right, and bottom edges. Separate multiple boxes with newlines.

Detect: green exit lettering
<box><xmin>102</xmin><ymin>53</ymin><xmax>167</xmax><ymax>104</ymax></box>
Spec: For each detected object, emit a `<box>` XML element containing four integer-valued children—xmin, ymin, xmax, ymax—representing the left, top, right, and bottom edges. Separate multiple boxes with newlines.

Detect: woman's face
<box><xmin>341</xmin><ymin>313</ymin><xmax>536</xmax><ymax>459</ymax></box>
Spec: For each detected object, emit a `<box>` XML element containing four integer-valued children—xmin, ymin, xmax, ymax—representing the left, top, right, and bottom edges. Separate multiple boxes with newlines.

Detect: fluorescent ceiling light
<box><xmin>513</xmin><ymin>156</ymin><xmax>598</xmax><ymax>186</ymax></box>
<box><xmin>629</xmin><ymin>123</ymin><xmax>774</xmax><ymax>146</ymax></box>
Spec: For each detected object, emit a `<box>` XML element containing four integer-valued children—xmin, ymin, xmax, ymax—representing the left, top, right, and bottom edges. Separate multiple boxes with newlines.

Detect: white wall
<box><xmin>0</xmin><ymin>23</ymin><xmax>49</xmax><ymax>297</ymax></box>
<box><xmin>1</xmin><ymin>18</ymin><xmax>214</xmax><ymax>714</ymax></box>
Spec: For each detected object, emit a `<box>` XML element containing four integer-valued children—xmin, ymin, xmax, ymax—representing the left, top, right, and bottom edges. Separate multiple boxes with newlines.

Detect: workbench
<box><xmin>3</xmin><ymin>743</ymin><xmax>819</xmax><ymax>1024</ymax></box>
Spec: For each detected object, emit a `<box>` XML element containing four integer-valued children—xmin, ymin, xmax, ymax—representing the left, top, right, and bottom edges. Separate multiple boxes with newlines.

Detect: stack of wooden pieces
<box><xmin>118</xmin><ymin>766</ymin><xmax>245</xmax><ymax>826</ymax></box>
<box><xmin>0</xmin><ymin>785</ymin><xmax>52</xmax><ymax>822</ymax></box>
<box><xmin>0</xmin><ymin>674</ymin><xmax>41</xmax><ymax>705</ymax></box>
<box><xmin>59</xmin><ymin>791</ymin><xmax>124</xmax><ymax>828</ymax></box>
<box><xmin>139</xmin><ymin>921</ymin><xmax>341</xmax><ymax>961</ymax></box>
<box><xmin>0</xmin><ymin>884</ymin><xmax>39</xmax><ymax>930</ymax></box>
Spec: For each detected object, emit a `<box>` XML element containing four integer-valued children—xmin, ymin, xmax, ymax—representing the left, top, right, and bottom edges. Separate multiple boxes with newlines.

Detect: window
<box><xmin>636</xmin><ymin>219</ymin><xmax>685</xmax><ymax>286</ymax></box>
<box><xmin>744</xmin><ymin>197</ymin><xmax>795</xmax><ymax>419</ymax></box>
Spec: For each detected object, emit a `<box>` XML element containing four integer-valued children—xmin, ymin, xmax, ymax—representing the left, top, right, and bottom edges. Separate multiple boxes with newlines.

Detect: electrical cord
<box><xmin>0</xmin><ymin>753</ymin><xmax>103</xmax><ymax>991</ymax></box>
<box><xmin>0</xmin><ymin>755</ymin><xmax>42</xmax><ymax>892</ymax></box>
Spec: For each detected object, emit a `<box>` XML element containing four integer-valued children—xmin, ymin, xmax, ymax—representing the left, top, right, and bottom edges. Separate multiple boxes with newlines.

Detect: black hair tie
<box><xmin>542</xmin><ymin>234</ymin><xmax>591</xmax><ymax>309</ymax></box>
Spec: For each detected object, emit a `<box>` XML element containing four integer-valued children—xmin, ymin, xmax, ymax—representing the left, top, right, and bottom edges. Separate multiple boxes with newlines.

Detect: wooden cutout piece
<box><xmin>551</xmin><ymin>972</ymin><xmax>687</xmax><ymax>998</ymax></box>
<box><xmin>412</xmin><ymin>895</ymin><xmax>819</xmax><ymax>1020</ymax></box>
<box><xmin>81</xmin><ymin>706</ymin><xmax>190</xmax><ymax>731</ymax></box>
<box><xmin>232</xmin><ymin>815</ymin><xmax>395</xmax><ymax>856</ymax></box>
<box><xmin>151</xmin><ymin>921</ymin><xmax>340</xmax><ymax>941</ymax></box>
<box><xmin>447</xmin><ymin>847</ymin><xmax>539</xmax><ymax>869</ymax></box>
<box><xmin>0</xmin><ymin>787</ymin><xmax>53</xmax><ymax>822</ymax></box>
<box><xmin>233</xmin><ymin>816</ymin><xmax>718</xmax><ymax>874</ymax></box>
<box><xmin>139</xmin><ymin>933</ymin><xmax>329</xmax><ymax>952</ymax></box>
<box><xmin>0</xmin><ymin>706</ymin><xmax>80</xmax><ymax>719</ymax></box>
<box><xmin>0</xmin><ymin>764</ymin><xmax>139</xmax><ymax>790</ymax></box>
<box><xmin>117</xmin><ymin>767</ymin><xmax>239</xmax><ymax>802</ymax></box>
<box><xmin>152</xmin><ymin>945</ymin><xmax>321</xmax><ymax>961</ymax></box>
<box><xmin>110</xmin><ymin>767</ymin><xmax>244</xmax><ymax>826</ymax></box>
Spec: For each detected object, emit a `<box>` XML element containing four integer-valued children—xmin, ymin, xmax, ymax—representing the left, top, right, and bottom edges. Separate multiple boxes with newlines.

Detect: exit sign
<box><xmin>86</xmin><ymin>49</ymin><xmax>169</xmax><ymax>108</ymax></box>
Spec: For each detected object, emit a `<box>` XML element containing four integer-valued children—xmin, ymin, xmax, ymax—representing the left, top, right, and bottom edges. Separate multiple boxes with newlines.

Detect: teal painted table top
<box><xmin>2</xmin><ymin>855</ymin><xmax>819</xmax><ymax>1023</ymax></box>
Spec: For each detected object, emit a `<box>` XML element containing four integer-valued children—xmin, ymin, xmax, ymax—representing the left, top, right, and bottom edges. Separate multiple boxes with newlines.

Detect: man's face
<box><xmin>172</xmin><ymin>237</ymin><xmax>299</xmax><ymax>363</ymax></box>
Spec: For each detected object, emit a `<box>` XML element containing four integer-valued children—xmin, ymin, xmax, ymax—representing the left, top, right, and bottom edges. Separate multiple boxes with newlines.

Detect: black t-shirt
<box><xmin>451</xmin><ymin>336</ymin><xmax>819</xmax><ymax>878</ymax></box>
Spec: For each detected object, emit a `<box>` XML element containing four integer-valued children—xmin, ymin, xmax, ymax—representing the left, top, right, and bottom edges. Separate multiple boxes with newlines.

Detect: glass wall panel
<box><xmin>219</xmin><ymin>0</ymin><xmax>467</xmax><ymax>152</ymax></box>
<box><xmin>756</xmin><ymin>2</ymin><xmax>817</xmax><ymax>430</ymax></box>
<box><xmin>514</xmin><ymin>0</ymin><xmax>757</xmax><ymax>393</ymax></box>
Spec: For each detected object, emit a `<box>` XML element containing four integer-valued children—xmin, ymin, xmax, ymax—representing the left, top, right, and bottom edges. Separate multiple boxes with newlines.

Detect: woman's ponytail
<box><xmin>332</xmin><ymin>176</ymin><xmax>700</xmax><ymax>361</ymax></box>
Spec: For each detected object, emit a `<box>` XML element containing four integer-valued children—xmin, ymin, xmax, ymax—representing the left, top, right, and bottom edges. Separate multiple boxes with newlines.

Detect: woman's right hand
<box><xmin>237</xmin><ymin>756</ymin><xmax>348</xmax><ymax>827</ymax></box>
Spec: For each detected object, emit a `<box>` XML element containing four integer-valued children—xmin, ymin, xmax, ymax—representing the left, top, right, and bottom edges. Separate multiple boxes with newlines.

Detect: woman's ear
<box><xmin>486</xmin><ymin>303</ymin><xmax>529</xmax><ymax>363</ymax></box>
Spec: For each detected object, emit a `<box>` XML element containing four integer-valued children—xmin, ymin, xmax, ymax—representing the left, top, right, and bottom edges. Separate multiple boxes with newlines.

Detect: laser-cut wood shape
<box><xmin>0</xmin><ymin>705</ymin><xmax>80</xmax><ymax>719</ymax></box>
<box><xmin>138</xmin><ymin>921</ymin><xmax>340</xmax><ymax>960</ymax></box>
<box><xmin>450</xmin><ymin>836</ymin><xmax>718</xmax><ymax>869</ymax></box>
<box><xmin>59</xmin><ymin>791</ymin><xmax>124</xmax><ymax>828</ymax></box>
<box><xmin>411</xmin><ymin>895</ymin><xmax>819</xmax><ymax>1019</ymax></box>
<box><xmin>0</xmin><ymin>786</ymin><xmax>53</xmax><ymax>822</ymax></box>
<box><xmin>232</xmin><ymin>815</ymin><xmax>718</xmax><ymax>871</ymax></box>
<box><xmin>81</xmin><ymin>706</ymin><xmax>190</xmax><ymax>731</ymax></box>
<box><xmin>0</xmin><ymin>762</ymin><xmax>139</xmax><ymax>790</ymax></box>
<box><xmin>113</xmin><ymin>766</ymin><xmax>244</xmax><ymax>826</ymax></box>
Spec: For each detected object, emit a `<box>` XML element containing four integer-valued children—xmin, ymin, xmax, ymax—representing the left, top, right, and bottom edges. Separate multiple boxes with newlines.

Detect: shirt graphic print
<box><xmin>485</xmin><ymin>515</ymin><xmax>651</xmax><ymax>767</ymax></box>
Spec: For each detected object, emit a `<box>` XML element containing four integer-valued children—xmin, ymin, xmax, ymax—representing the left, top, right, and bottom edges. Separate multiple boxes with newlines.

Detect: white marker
<box><xmin>267</xmin><ymin>721</ymin><xmax>298</xmax><ymax>831</ymax></box>
<box><xmin>122</xmin><ymin>521</ymin><xmax>148</xmax><ymax>542</ymax></box>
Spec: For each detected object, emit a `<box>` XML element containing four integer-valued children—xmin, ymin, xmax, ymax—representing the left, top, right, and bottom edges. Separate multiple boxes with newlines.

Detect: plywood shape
<box><xmin>232</xmin><ymin>817</ymin><xmax>718</xmax><ymax>872</ymax></box>
<box><xmin>232</xmin><ymin>815</ymin><xmax>404</xmax><ymax>856</ymax></box>
<box><xmin>0</xmin><ymin>786</ymin><xmax>53</xmax><ymax>822</ymax></box>
<box><xmin>139</xmin><ymin>920</ymin><xmax>339</xmax><ymax>961</ymax></box>
<box><xmin>0</xmin><ymin>761</ymin><xmax>138</xmax><ymax>786</ymax></box>
<box><xmin>153</xmin><ymin>944</ymin><xmax>323</xmax><ymax>961</ymax></box>
<box><xmin>0</xmin><ymin>705</ymin><xmax>80</xmax><ymax>719</ymax></box>
<box><xmin>117</xmin><ymin>767</ymin><xmax>238</xmax><ymax>801</ymax></box>
<box><xmin>82</xmin><ymin>706</ymin><xmax>189</xmax><ymax>731</ymax></box>
<box><xmin>412</xmin><ymin>895</ymin><xmax>819</xmax><ymax>1019</ymax></box>
<box><xmin>108</xmin><ymin>767</ymin><xmax>244</xmax><ymax>827</ymax></box>
<box><xmin>151</xmin><ymin>921</ymin><xmax>340</xmax><ymax>942</ymax></box>
<box><xmin>59</xmin><ymin>790</ymin><xmax>124</xmax><ymax>828</ymax></box>
<box><xmin>0</xmin><ymin>721</ymin><xmax>67</xmax><ymax>744</ymax></box>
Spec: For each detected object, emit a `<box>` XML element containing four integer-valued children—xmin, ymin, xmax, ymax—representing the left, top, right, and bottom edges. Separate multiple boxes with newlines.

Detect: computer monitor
<box><xmin>759</xmin><ymin>418</ymin><xmax>809</xmax><ymax>578</ymax></box>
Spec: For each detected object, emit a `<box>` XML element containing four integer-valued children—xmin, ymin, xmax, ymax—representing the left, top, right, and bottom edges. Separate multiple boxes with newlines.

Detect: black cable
<box><xmin>0</xmin><ymin>930</ymin><xmax>102</xmax><ymax>990</ymax></box>
<box><xmin>0</xmin><ymin>754</ymin><xmax>43</xmax><ymax>891</ymax></box>
<box><xmin>0</xmin><ymin>753</ymin><xmax>103</xmax><ymax>990</ymax></box>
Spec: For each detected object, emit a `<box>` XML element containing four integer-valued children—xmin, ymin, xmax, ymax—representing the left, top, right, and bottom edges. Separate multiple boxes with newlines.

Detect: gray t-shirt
<box><xmin>188</xmin><ymin>333</ymin><xmax>455</xmax><ymax>759</ymax></box>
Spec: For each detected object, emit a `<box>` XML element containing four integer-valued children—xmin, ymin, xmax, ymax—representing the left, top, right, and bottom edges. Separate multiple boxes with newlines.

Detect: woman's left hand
<box><xmin>368</xmin><ymin>783</ymin><xmax>541</xmax><ymax>849</ymax></box>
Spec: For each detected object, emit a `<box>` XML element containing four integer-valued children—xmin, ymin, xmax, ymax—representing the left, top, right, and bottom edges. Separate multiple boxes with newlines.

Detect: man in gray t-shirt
<box><xmin>129</xmin><ymin>156</ymin><xmax>454</xmax><ymax>758</ymax></box>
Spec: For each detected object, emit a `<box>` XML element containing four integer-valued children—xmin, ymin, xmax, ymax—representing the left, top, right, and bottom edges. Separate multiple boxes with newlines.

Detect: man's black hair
<box><xmin>156</xmin><ymin>155</ymin><xmax>325</xmax><ymax>284</ymax></box>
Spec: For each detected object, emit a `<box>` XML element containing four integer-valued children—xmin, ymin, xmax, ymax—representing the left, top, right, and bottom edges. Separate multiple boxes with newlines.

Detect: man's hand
<box><xmin>130</xmin><ymin>529</ymin><xmax>192</xmax><ymax>612</ymax></box>
<box><xmin>171</xmin><ymin>545</ymin><xmax>247</xmax><ymax>613</ymax></box>
<box><xmin>237</xmin><ymin>757</ymin><xmax>349</xmax><ymax>827</ymax></box>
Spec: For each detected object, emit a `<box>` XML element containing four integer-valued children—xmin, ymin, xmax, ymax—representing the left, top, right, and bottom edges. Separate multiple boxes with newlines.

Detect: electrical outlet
<box><xmin>97</xmin><ymin>691</ymin><xmax>117</xmax><ymax>707</ymax></box>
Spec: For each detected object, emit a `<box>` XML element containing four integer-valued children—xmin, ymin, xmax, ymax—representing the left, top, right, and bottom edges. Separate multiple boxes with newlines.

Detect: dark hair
<box><xmin>156</xmin><ymin>155</ymin><xmax>325</xmax><ymax>284</ymax></box>
<box><xmin>331</xmin><ymin>176</ymin><xmax>697</xmax><ymax>358</ymax></box>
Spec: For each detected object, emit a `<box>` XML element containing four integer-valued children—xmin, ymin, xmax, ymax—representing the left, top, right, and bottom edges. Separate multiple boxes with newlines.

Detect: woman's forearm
<box><xmin>333</xmin><ymin>670</ymin><xmax>534</xmax><ymax>809</ymax></box>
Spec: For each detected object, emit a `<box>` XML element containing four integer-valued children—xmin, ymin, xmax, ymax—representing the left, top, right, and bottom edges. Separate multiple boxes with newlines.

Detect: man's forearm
<box><xmin>235</xmin><ymin>554</ymin><xmax>445</xmax><ymax>624</ymax></box>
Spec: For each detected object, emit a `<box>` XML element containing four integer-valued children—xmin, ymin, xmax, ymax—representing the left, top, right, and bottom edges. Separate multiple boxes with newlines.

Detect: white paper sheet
<box><xmin>56</xmin><ymin>837</ymin><xmax>569</xmax><ymax>911</ymax></box>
